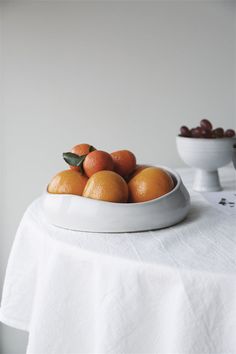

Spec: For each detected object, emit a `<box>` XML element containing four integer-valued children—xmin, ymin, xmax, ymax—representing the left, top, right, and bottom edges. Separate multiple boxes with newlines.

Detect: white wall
<box><xmin>1</xmin><ymin>1</ymin><xmax>235</xmax><ymax>353</ymax></box>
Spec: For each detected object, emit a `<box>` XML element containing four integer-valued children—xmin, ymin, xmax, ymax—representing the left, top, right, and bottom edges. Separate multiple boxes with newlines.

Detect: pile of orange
<box><xmin>48</xmin><ymin>143</ymin><xmax>174</xmax><ymax>203</ymax></box>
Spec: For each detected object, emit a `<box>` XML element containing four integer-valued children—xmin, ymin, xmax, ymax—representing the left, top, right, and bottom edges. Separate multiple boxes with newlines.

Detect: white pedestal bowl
<box><xmin>42</xmin><ymin>167</ymin><xmax>190</xmax><ymax>233</ymax></box>
<box><xmin>176</xmin><ymin>136</ymin><xmax>236</xmax><ymax>192</ymax></box>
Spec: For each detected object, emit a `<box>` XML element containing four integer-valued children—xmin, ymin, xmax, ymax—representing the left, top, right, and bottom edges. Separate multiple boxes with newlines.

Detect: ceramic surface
<box><xmin>176</xmin><ymin>136</ymin><xmax>236</xmax><ymax>192</ymax></box>
<box><xmin>233</xmin><ymin>143</ymin><xmax>236</xmax><ymax>170</ymax></box>
<box><xmin>42</xmin><ymin>167</ymin><xmax>190</xmax><ymax>233</ymax></box>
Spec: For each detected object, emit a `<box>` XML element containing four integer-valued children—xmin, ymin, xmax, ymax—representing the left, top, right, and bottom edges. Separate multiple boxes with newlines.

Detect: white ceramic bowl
<box><xmin>233</xmin><ymin>143</ymin><xmax>236</xmax><ymax>169</ymax></box>
<box><xmin>176</xmin><ymin>136</ymin><xmax>236</xmax><ymax>192</ymax></box>
<box><xmin>42</xmin><ymin>166</ymin><xmax>190</xmax><ymax>233</ymax></box>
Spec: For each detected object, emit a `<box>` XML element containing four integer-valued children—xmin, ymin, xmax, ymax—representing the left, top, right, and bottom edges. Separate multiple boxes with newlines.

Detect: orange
<box><xmin>111</xmin><ymin>150</ymin><xmax>136</xmax><ymax>177</ymax></box>
<box><xmin>126</xmin><ymin>164</ymin><xmax>151</xmax><ymax>182</ymax></box>
<box><xmin>83</xmin><ymin>171</ymin><xmax>128</xmax><ymax>203</ymax></box>
<box><xmin>128</xmin><ymin>167</ymin><xmax>174</xmax><ymax>203</ymax></box>
<box><xmin>83</xmin><ymin>150</ymin><xmax>114</xmax><ymax>177</ymax></box>
<box><xmin>69</xmin><ymin>144</ymin><xmax>95</xmax><ymax>171</ymax></box>
<box><xmin>48</xmin><ymin>170</ymin><xmax>88</xmax><ymax>195</ymax></box>
<box><xmin>71</xmin><ymin>143</ymin><xmax>93</xmax><ymax>156</ymax></box>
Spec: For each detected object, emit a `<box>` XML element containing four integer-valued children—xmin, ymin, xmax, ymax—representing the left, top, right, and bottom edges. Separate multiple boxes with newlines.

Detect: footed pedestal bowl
<box><xmin>176</xmin><ymin>136</ymin><xmax>236</xmax><ymax>192</ymax></box>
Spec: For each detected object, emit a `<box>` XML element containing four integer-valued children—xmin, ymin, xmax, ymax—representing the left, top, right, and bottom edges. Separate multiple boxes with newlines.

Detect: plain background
<box><xmin>1</xmin><ymin>1</ymin><xmax>236</xmax><ymax>353</ymax></box>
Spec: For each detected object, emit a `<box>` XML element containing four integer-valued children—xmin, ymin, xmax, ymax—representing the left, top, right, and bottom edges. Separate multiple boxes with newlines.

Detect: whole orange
<box><xmin>111</xmin><ymin>150</ymin><xmax>136</xmax><ymax>177</ymax></box>
<box><xmin>83</xmin><ymin>150</ymin><xmax>114</xmax><ymax>177</ymax></box>
<box><xmin>83</xmin><ymin>170</ymin><xmax>128</xmax><ymax>203</ymax></box>
<box><xmin>128</xmin><ymin>167</ymin><xmax>174</xmax><ymax>203</ymax></box>
<box><xmin>48</xmin><ymin>170</ymin><xmax>88</xmax><ymax>195</ymax></box>
<box><xmin>126</xmin><ymin>164</ymin><xmax>151</xmax><ymax>182</ymax></box>
<box><xmin>70</xmin><ymin>144</ymin><xmax>95</xmax><ymax>171</ymax></box>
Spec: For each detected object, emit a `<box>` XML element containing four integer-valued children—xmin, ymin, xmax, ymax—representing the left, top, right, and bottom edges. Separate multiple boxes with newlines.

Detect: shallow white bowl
<box><xmin>176</xmin><ymin>136</ymin><xmax>236</xmax><ymax>192</ymax></box>
<box><xmin>42</xmin><ymin>166</ymin><xmax>190</xmax><ymax>233</ymax></box>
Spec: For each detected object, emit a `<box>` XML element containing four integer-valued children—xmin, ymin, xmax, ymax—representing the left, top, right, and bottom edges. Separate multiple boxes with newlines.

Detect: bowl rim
<box><xmin>45</xmin><ymin>166</ymin><xmax>182</xmax><ymax>207</ymax></box>
<box><xmin>176</xmin><ymin>135</ymin><xmax>236</xmax><ymax>142</ymax></box>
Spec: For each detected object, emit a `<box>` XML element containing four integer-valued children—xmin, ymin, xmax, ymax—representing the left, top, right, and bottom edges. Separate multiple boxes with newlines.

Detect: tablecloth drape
<box><xmin>1</xmin><ymin>167</ymin><xmax>236</xmax><ymax>354</ymax></box>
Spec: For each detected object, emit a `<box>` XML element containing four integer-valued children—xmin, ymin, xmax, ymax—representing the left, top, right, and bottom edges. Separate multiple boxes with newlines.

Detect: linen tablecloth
<box><xmin>1</xmin><ymin>167</ymin><xmax>236</xmax><ymax>354</ymax></box>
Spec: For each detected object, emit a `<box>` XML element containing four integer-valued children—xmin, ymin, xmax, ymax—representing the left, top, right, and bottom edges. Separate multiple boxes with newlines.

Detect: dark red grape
<box><xmin>179</xmin><ymin>119</ymin><xmax>235</xmax><ymax>139</ymax></box>
<box><xmin>180</xmin><ymin>126</ymin><xmax>191</xmax><ymax>137</ymax></box>
<box><xmin>212</xmin><ymin>127</ymin><xmax>224</xmax><ymax>138</ymax></box>
<box><xmin>201</xmin><ymin>128</ymin><xmax>211</xmax><ymax>138</ymax></box>
<box><xmin>224</xmin><ymin>129</ymin><xmax>235</xmax><ymax>137</ymax></box>
<box><xmin>191</xmin><ymin>127</ymin><xmax>202</xmax><ymax>138</ymax></box>
<box><xmin>200</xmin><ymin>119</ymin><xmax>213</xmax><ymax>130</ymax></box>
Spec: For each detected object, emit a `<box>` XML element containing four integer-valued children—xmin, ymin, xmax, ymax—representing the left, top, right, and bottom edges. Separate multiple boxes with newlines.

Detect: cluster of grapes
<box><xmin>179</xmin><ymin>119</ymin><xmax>235</xmax><ymax>138</ymax></box>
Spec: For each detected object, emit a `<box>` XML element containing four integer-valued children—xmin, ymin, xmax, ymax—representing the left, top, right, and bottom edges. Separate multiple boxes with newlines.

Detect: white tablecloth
<box><xmin>1</xmin><ymin>167</ymin><xmax>236</xmax><ymax>354</ymax></box>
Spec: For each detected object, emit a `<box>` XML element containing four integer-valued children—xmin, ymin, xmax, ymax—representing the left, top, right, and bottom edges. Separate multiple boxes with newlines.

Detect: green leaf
<box><xmin>89</xmin><ymin>145</ymin><xmax>96</xmax><ymax>152</ymax></box>
<box><xmin>63</xmin><ymin>152</ymin><xmax>86</xmax><ymax>167</ymax></box>
<box><xmin>79</xmin><ymin>162</ymin><xmax>85</xmax><ymax>175</ymax></box>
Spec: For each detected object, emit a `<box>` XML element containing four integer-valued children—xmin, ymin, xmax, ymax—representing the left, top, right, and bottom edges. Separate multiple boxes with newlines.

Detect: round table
<box><xmin>1</xmin><ymin>167</ymin><xmax>236</xmax><ymax>354</ymax></box>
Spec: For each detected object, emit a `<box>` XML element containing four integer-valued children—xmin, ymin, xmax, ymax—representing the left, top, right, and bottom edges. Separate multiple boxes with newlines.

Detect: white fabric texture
<box><xmin>1</xmin><ymin>167</ymin><xmax>236</xmax><ymax>354</ymax></box>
